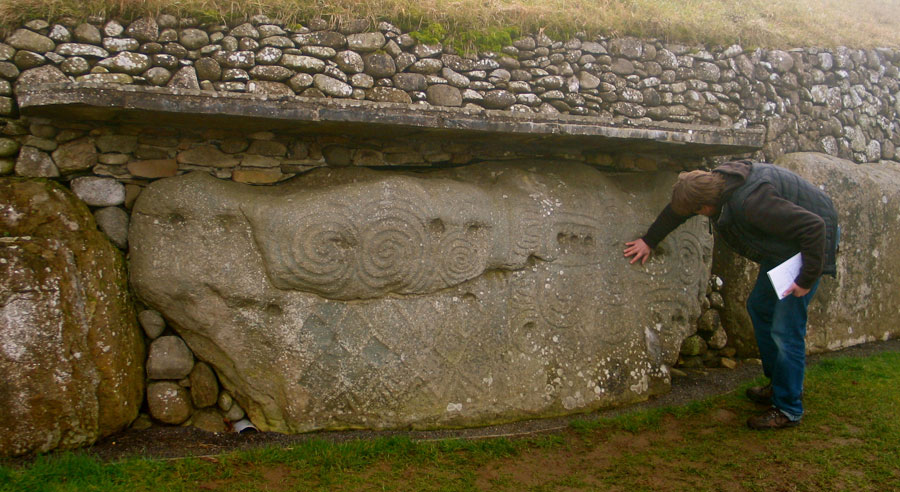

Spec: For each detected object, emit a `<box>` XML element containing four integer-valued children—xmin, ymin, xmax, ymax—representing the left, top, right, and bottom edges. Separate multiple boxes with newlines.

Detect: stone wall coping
<box><xmin>18</xmin><ymin>83</ymin><xmax>764</xmax><ymax>157</ymax></box>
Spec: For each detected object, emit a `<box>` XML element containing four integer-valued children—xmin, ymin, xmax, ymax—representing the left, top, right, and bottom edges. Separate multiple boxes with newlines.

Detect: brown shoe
<box><xmin>746</xmin><ymin>384</ymin><xmax>773</xmax><ymax>405</ymax></box>
<box><xmin>747</xmin><ymin>407</ymin><xmax>800</xmax><ymax>430</ymax></box>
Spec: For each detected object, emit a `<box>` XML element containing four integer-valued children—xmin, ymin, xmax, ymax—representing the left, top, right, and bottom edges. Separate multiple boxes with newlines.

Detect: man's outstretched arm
<box><xmin>624</xmin><ymin>204</ymin><xmax>692</xmax><ymax>264</ymax></box>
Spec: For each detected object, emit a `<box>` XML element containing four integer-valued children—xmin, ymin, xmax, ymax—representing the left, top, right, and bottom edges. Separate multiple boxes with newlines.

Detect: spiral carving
<box><xmin>357</xmin><ymin>199</ymin><xmax>431</xmax><ymax>293</ymax></box>
<box><xmin>278</xmin><ymin>210</ymin><xmax>358</xmax><ymax>295</ymax></box>
<box><xmin>438</xmin><ymin>229</ymin><xmax>488</xmax><ymax>285</ymax></box>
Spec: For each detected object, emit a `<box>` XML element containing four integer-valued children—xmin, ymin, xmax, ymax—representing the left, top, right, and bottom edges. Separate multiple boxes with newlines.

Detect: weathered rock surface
<box><xmin>0</xmin><ymin>178</ymin><xmax>144</xmax><ymax>457</ymax></box>
<box><xmin>129</xmin><ymin>162</ymin><xmax>712</xmax><ymax>432</ymax></box>
<box><xmin>713</xmin><ymin>153</ymin><xmax>900</xmax><ymax>356</ymax></box>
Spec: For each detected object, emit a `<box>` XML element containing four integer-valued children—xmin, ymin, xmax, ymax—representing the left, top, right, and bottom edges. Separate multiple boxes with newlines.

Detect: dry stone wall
<box><xmin>2</xmin><ymin>13</ymin><xmax>900</xmax><ymax>442</ymax></box>
<box><xmin>0</xmin><ymin>14</ymin><xmax>899</xmax><ymax>183</ymax></box>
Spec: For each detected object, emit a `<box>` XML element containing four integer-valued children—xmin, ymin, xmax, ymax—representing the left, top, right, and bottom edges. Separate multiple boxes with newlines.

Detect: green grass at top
<box><xmin>2</xmin><ymin>350</ymin><xmax>899</xmax><ymax>491</ymax></box>
<box><xmin>1</xmin><ymin>0</ymin><xmax>899</xmax><ymax>50</ymax></box>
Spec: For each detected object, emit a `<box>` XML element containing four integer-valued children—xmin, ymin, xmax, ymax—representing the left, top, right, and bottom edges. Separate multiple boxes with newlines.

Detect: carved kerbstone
<box><xmin>129</xmin><ymin>161</ymin><xmax>712</xmax><ymax>432</ymax></box>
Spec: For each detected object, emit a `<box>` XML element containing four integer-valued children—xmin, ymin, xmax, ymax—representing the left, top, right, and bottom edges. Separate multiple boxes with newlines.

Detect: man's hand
<box><xmin>782</xmin><ymin>283</ymin><xmax>811</xmax><ymax>298</ymax></box>
<box><xmin>624</xmin><ymin>239</ymin><xmax>652</xmax><ymax>265</ymax></box>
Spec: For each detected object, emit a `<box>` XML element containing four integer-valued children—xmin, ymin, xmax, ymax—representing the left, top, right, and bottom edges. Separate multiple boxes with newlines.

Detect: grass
<box><xmin>2</xmin><ymin>350</ymin><xmax>899</xmax><ymax>491</ymax></box>
<box><xmin>0</xmin><ymin>0</ymin><xmax>899</xmax><ymax>50</ymax></box>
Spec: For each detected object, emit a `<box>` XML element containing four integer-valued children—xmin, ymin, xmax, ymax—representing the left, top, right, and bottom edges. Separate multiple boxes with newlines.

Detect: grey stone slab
<box><xmin>129</xmin><ymin>162</ymin><xmax>712</xmax><ymax>432</ymax></box>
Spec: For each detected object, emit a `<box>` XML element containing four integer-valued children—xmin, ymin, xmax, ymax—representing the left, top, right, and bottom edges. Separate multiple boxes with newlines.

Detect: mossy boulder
<box><xmin>0</xmin><ymin>178</ymin><xmax>145</xmax><ymax>457</ymax></box>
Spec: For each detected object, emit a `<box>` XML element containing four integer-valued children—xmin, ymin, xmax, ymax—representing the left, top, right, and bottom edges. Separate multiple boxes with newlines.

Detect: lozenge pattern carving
<box><xmin>130</xmin><ymin>162</ymin><xmax>713</xmax><ymax>432</ymax></box>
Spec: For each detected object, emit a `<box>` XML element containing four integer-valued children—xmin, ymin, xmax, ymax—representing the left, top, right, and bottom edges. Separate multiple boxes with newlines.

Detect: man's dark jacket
<box><xmin>643</xmin><ymin>160</ymin><xmax>838</xmax><ymax>289</ymax></box>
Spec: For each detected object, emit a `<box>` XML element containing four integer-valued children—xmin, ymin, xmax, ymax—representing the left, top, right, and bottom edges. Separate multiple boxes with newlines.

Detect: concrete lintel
<box><xmin>17</xmin><ymin>84</ymin><xmax>764</xmax><ymax>157</ymax></box>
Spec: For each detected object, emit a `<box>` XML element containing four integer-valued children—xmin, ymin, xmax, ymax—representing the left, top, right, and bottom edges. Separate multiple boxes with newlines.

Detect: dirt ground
<box><xmin>85</xmin><ymin>339</ymin><xmax>900</xmax><ymax>463</ymax></box>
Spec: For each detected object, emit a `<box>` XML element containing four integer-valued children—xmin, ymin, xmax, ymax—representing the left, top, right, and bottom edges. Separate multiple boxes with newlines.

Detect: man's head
<box><xmin>671</xmin><ymin>170</ymin><xmax>725</xmax><ymax>216</ymax></box>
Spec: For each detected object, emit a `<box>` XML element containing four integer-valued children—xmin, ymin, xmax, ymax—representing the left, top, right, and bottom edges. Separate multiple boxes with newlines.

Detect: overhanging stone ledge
<box><xmin>17</xmin><ymin>83</ymin><xmax>764</xmax><ymax>158</ymax></box>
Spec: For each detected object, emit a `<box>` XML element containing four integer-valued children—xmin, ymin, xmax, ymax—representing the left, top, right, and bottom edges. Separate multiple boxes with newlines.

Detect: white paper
<box><xmin>767</xmin><ymin>252</ymin><xmax>802</xmax><ymax>300</ymax></box>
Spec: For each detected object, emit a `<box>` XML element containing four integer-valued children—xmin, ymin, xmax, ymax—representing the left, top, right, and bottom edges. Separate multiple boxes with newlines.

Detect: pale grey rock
<box><xmin>481</xmin><ymin>89</ymin><xmax>516</xmax><ymax>109</ymax></box>
<box><xmin>71</xmin><ymin>176</ymin><xmax>125</xmax><ymax>206</ymax></box>
<box><xmin>0</xmin><ymin>179</ymin><xmax>143</xmax><ymax>456</ymax></box>
<box><xmin>288</xmin><ymin>73</ymin><xmax>314</xmax><ymax>91</ymax></box>
<box><xmin>15</xmin><ymin>147</ymin><xmax>59</xmax><ymax>177</ymax></box>
<box><xmin>103</xmin><ymin>20</ymin><xmax>125</xmax><ymax>37</ymax></box>
<box><xmin>705</xmin><ymin>327</ymin><xmax>728</xmax><ymax>350</ymax></box>
<box><xmin>578</xmin><ymin>71</ymin><xmax>601</xmax><ymax>90</ymax></box>
<box><xmin>281</xmin><ymin>54</ymin><xmax>324</xmax><ymax>73</ymax></box>
<box><xmin>718</xmin><ymin>153</ymin><xmax>900</xmax><ymax>357</ymax></box>
<box><xmin>426</xmin><ymin>84</ymin><xmax>462</xmax><ymax>107</ymax></box>
<box><xmin>292</xmin><ymin>31</ymin><xmax>346</xmax><ymax>49</ymax></box>
<box><xmin>147</xmin><ymin>336</ymin><xmax>194</xmax><ymax>380</ymax></box>
<box><xmin>147</xmin><ymin>382</ymin><xmax>192</xmax><ymax>424</ymax></box>
<box><xmin>103</xmin><ymin>37</ymin><xmax>140</xmax><ymax>52</ymax></box>
<box><xmin>395</xmin><ymin>52</ymin><xmax>417</xmax><ymax>72</ymax></box>
<box><xmin>442</xmin><ymin>68</ymin><xmax>470</xmax><ymax>88</ymax></box>
<box><xmin>167</xmin><ymin>66</ymin><xmax>200</xmax><ymax>89</ymax></box>
<box><xmin>392</xmin><ymin>72</ymin><xmax>426</xmax><ymax>91</ymax></box>
<box><xmin>129</xmin><ymin>163</ymin><xmax>710</xmax><ymax>432</ymax></box>
<box><xmin>75</xmin><ymin>73</ymin><xmax>134</xmax><ymax>84</ymax></box>
<box><xmin>0</xmin><ymin>43</ymin><xmax>13</xmax><ymax>61</ymax></box>
<box><xmin>347</xmin><ymin>32</ymin><xmax>385</xmax><ymax>52</ymax></box>
<box><xmin>350</xmin><ymin>73</ymin><xmax>374</xmax><ymax>89</ymax></box>
<box><xmin>48</xmin><ymin>25</ymin><xmax>72</xmax><ymax>43</ymax></box>
<box><xmin>94</xmin><ymin>206</ymin><xmax>129</xmax><ymax>249</ymax></box>
<box><xmin>695</xmin><ymin>61</ymin><xmax>721</xmax><ymax>82</ymax></box>
<box><xmin>230</xmin><ymin>23</ymin><xmax>259</xmax><ymax>38</ymax></box>
<box><xmin>221</xmin><ymin>50</ymin><xmax>255</xmax><ymax>69</ymax></box>
<box><xmin>410</xmin><ymin>58</ymin><xmax>443</xmax><ymax>75</ymax></box>
<box><xmin>300</xmin><ymin>45</ymin><xmax>336</xmax><ymax>59</ymax></box>
<box><xmin>335</xmin><ymin>50</ymin><xmax>364</xmax><ymax>73</ymax></box>
<box><xmin>260</xmin><ymin>36</ymin><xmax>293</xmax><ymax>48</ymax></box>
<box><xmin>139</xmin><ymin>309</ymin><xmax>166</xmax><ymax>339</ymax></box>
<box><xmin>144</xmin><ymin>66</ymin><xmax>172</xmax><ymax>85</ymax></box>
<box><xmin>7</xmin><ymin>29</ymin><xmax>55</xmax><ymax>53</ymax></box>
<box><xmin>366</xmin><ymin>87</ymin><xmax>412</xmax><ymax>103</ymax></box>
<box><xmin>98</xmin><ymin>52</ymin><xmax>151</xmax><ymax>75</ymax></box>
<box><xmin>767</xmin><ymin>50</ymin><xmax>794</xmax><ymax>73</ymax></box>
<box><xmin>73</xmin><ymin>23</ymin><xmax>102</xmax><ymax>45</ymax></box>
<box><xmin>14</xmin><ymin>65</ymin><xmax>68</xmax><ymax>94</ymax></box>
<box><xmin>255</xmin><ymin>46</ymin><xmax>282</xmax><ymax>65</ymax></box>
<box><xmin>250</xmin><ymin>65</ymin><xmax>293</xmax><ymax>81</ymax></box>
<box><xmin>323</xmin><ymin>64</ymin><xmax>349</xmax><ymax>83</ymax></box>
<box><xmin>126</xmin><ymin>17</ymin><xmax>159</xmax><ymax>43</ymax></box>
<box><xmin>313</xmin><ymin>74</ymin><xmax>352</xmax><ymax>97</ymax></box>
<box><xmin>363</xmin><ymin>52</ymin><xmax>396</xmax><ymax>78</ymax></box>
<box><xmin>55</xmin><ymin>43</ymin><xmax>109</xmax><ymax>58</ymax></box>
<box><xmin>442</xmin><ymin>54</ymin><xmax>474</xmax><ymax>72</ymax></box>
<box><xmin>179</xmin><ymin>28</ymin><xmax>209</xmax><ymax>50</ymax></box>
<box><xmin>413</xmin><ymin>43</ymin><xmax>442</xmax><ymax>59</ymax></box>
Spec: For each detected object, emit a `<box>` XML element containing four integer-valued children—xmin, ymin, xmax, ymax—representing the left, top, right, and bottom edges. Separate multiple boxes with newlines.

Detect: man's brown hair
<box><xmin>671</xmin><ymin>170</ymin><xmax>726</xmax><ymax>216</ymax></box>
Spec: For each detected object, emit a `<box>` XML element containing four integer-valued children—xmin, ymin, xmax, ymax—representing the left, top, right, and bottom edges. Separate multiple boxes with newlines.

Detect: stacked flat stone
<box><xmin>1</xmin><ymin>15</ymin><xmax>899</xmax><ymax>166</ymax></box>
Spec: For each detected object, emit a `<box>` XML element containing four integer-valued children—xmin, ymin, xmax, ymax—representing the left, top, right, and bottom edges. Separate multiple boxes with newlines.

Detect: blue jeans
<box><xmin>746</xmin><ymin>261</ymin><xmax>820</xmax><ymax>421</ymax></box>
